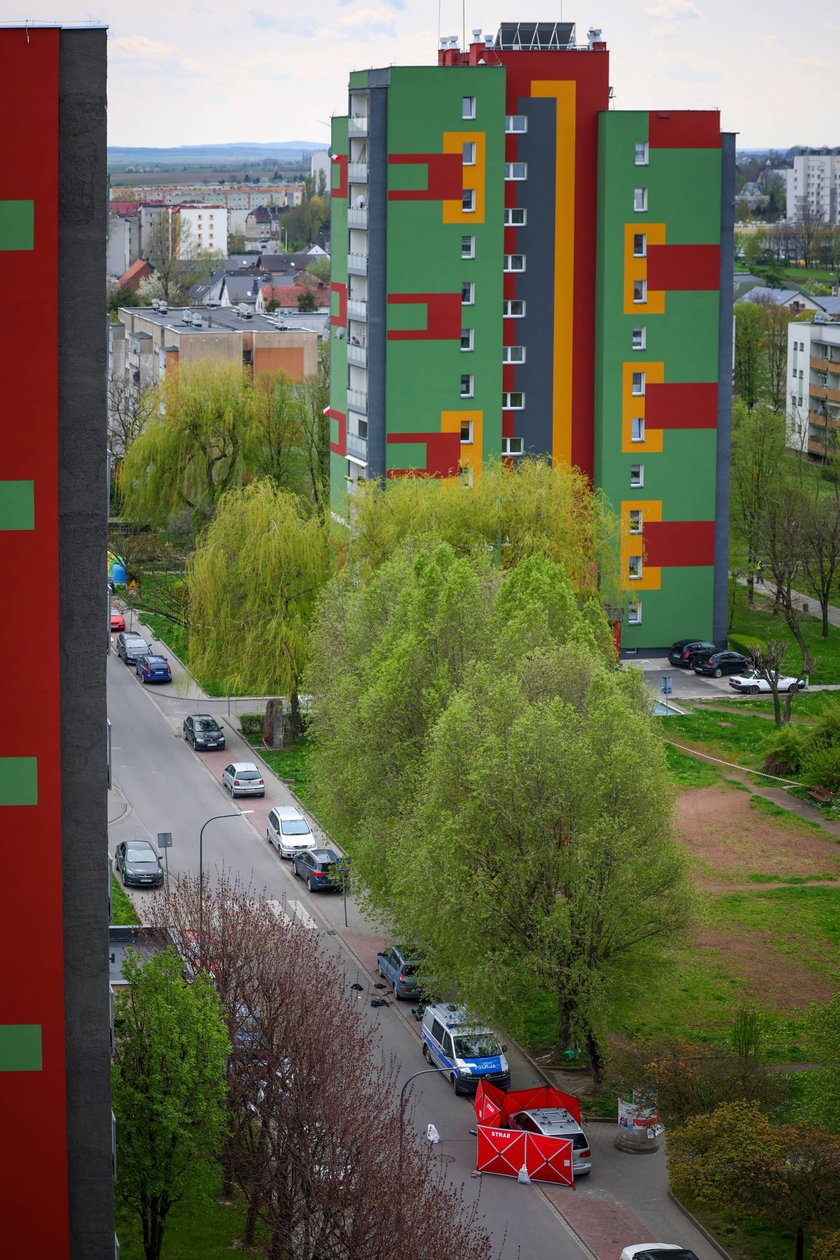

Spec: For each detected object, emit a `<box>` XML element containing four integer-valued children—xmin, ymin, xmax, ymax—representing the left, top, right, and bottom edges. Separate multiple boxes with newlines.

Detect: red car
<box><xmin>110</xmin><ymin>607</ymin><xmax>125</xmax><ymax>632</ymax></box>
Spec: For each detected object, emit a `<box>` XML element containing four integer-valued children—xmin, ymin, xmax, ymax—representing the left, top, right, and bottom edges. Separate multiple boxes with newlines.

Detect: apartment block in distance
<box><xmin>329</xmin><ymin>19</ymin><xmax>734</xmax><ymax>652</ymax></box>
<box><xmin>785</xmin><ymin>320</ymin><xmax>840</xmax><ymax>459</ymax></box>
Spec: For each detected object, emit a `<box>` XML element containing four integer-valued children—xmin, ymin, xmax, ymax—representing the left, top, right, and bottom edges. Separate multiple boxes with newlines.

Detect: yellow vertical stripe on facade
<box><xmin>620</xmin><ymin>498</ymin><xmax>663</xmax><ymax>591</ymax></box>
<box><xmin>441</xmin><ymin>409</ymin><xmax>483</xmax><ymax>483</ymax></box>
<box><xmin>623</xmin><ymin>222</ymin><xmax>666</xmax><ymax>315</ymax></box>
<box><xmin>532</xmin><ymin>80</ymin><xmax>576</xmax><ymax>468</ymax></box>
<box><xmin>442</xmin><ymin>132</ymin><xmax>485</xmax><ymax>224</ymax></box>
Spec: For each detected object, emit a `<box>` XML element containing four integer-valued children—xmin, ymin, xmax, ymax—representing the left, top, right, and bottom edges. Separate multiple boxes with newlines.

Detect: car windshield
<box><xmin>281</xmin><ymin>819</ymin><xmax>310</xmax><ymax>835</ymax></box>
<box><xmin>401</xmin><ymin>962</ymin><xmax>420</xmax><ymax>977</ymax></box>
<box><xmin>236</xmin><ymin>770</ymin><xmax>261</xmax><ymax>780</ymax></box>
<box><xmin>195</xmin><ymin>719</ymin><xmax>220</xmax><ymax>731</ymax></box>
<box><xmin>127</xmin><ymin>850</ymin><xmax>156</xmax><ymax>864</ymax></box>
<box><xmin>453</xmin><ymin>1033</ymin><xmax>501</xmax><ymax>1058</ymax></box>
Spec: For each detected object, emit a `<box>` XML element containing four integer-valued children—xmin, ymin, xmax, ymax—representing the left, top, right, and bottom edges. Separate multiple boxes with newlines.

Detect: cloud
<box><xmin>108</xmin><ymin>34</ymin><xmax>180</xmax><ymax>65</ymax></box>
<box><xmin>336</xmin><ymin>5</ymin><xmax>398</xmax><ymax>36</ymax></box>
<box><xmin>792</xmin><ymin>55</ymin><xmax>834</xmax><ymax>73</ymax></box>
<box><xmin>644</xmin><ymin>0</ymin><xmax>700</xmax><ymax>18</ymax></box>
<box><xmin>650</xmin><ymin>22</ymin><xmax>679</xmax><ymax>38</ymax></box>
<box><xmin>652</xmin><ymin>48</ymin><xmax>721</xmax><ymax>85</ymax></box>
<box><xmin>248</xmin><ymin>10</ymin><xmax>314</xmax><ymax>36</ymax></box>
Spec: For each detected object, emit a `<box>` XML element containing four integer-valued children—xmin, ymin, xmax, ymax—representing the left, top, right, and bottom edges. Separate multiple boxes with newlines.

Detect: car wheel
<box><xmin>422</xmin><ymin>1043</ymin><xmax>431</xmax><ymax>1063</ymax></box>
<box><xmin>714</xmin><ymin>667</ymin><xmax>723</xmax><ymax>678</ymax></box>
<box><xmin>292</xmin><ymin>862</ymin><xmax>300</xmax><ymax>879</ymax></box>
<box><xmin>307</xmin><ymin>876</ymin><xmax>316</xmax><ymax>892</ymax></box>
<box><xmin>451</xmin><ymin>1074</ymin><xmax>460</xmax><ymax>1094</ymax></box>
<box><xmin>393</xmin><ymin>980</ymin><xmax>401</xmax><ymax>1001</ymax></box>
<box><xmin>750</xmin><ymin>685</ymin><xmax>760</xmax><ymax>695</ymax></box>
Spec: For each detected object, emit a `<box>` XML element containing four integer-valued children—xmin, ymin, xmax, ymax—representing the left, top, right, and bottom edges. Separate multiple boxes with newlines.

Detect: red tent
<box><xmin>474</xmin><ymin>1080</ymin><xmax>582</xmax><ymax>1187</ymax></box>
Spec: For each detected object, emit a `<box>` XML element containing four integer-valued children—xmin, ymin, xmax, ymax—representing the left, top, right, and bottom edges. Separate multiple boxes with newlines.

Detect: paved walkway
<box><xmin>738</xmin><ymin>576</ymin><xmax>840</xmax><ymax>630</ymax></box>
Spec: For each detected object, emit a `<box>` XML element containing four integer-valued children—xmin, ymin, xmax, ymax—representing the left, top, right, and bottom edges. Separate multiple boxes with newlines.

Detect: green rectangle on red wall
<box><xmin>0</xmin><ymin>480</ymin><xmax>35</xmax><ymax>530</ymax></box>
<box><xmin>0</xmin><ymin>756</ymin><xmax>38</xmax><ymax>805</ymax></box>
<box><xmin>0</xmin><ymin>199</ymin><xmax>34</xmax><ymax>250</ymax></box>
<box><xmin>0</xmin><ymin>1025</ymin><xmax>42</xmax><ymax>1071</ymax></box>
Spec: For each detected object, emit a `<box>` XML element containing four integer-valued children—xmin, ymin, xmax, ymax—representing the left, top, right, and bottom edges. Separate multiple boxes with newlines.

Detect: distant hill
<box><xmin>108</xmin><ymin>141</ymin><xmax>326</xmax><ymax>167</ymax></box>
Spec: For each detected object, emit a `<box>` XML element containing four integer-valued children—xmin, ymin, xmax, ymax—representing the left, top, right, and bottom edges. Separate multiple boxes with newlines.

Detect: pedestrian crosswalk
<box><xmin>266</xmin><ymin>898</ymin><xmax>317</xmax><ymax>931</ymax></box>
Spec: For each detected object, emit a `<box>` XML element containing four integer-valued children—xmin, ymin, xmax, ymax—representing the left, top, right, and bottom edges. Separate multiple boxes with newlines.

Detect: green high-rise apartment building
<box><xmin>329</xmin><ymin>20</ymin><xmax>734</xmax><ymax>653</ymax></box>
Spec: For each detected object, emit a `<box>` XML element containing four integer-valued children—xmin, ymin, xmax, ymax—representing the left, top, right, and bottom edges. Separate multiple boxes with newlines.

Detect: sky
<box><xmin>1</xmin><ymin>0</ymin><xmax>837</xmax><ymax>150</ymax></box>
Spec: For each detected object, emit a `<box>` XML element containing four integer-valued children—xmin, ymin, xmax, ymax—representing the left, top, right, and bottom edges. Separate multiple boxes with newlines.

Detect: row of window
<box><xmin>456</xmin><ymin>375</ymin><xmax>525</xmax><ymax>409</ymax></box>
<box><xmin>460</xmin><ymin>95</ymin><xmax>528</xmax><ymax>131</ymax></box>
<box><xmin>458</xmin><ymin>330</ymin><xmax>526</xmax><ymax>363</ymax></box>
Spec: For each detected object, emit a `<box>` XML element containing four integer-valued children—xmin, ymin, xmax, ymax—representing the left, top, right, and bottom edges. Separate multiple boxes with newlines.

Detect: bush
<box><xmin>238</xmin><ymin>712</ymin><xmax>264</xmax><ymax>737</ymax></box>
<box><xmin>803</xmin><ymin>744</ymin><xmax>840</xmax><ymax>792</ymax></box>
<box><xmin>729</xmin><ymin>634</ymin><xmax>763</xmax><ymax>658</ymax></box>
<box><xmin>764</xmin><ymin>725</ymin><xmax>808</xmax><ymax>776</ymax></box>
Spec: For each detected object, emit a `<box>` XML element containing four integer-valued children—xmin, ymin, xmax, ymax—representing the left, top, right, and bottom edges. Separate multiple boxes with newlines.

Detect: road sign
<box><xmin>156</xmin><ymin>832</ymin><xmax>172</xmax><ymax>849</ymax></box>
<box><xmin>660</xmin><ymin>675</ymin><xmax>673</xmax><ymax>696</ymax></box>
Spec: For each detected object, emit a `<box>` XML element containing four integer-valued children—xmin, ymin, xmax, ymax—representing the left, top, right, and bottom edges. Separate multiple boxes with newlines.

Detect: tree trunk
<box><xmin>795</xmin><ymin>1225</ymin><xmax>804</xmax><ymax>1260</ymax></box>
<box><xmin>288</xmin><ymin>689</ymin><xmax>304</xmax><ymax>741</ymax></box>
<box><xmin>244</xmin><ymin>1193</ymin><xmax>260</xmax><ymax>1246</ymax></box>
<box><xmin>263</xmin><ymin>698</ymin><xmax>285</xmax><ymax>749</ymax></box>
<box><xmin>822</xmin><ymin>600</ymin><xmax>830</xmax><ymax>639</ymax></box>
<box><xmin>584</xmin><ymin>1026</ymin><xmax>606</xmax><ymax>1088</ymax></box>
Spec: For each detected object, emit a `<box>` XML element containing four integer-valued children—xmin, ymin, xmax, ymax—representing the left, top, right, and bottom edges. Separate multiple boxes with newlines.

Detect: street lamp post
<box><xmin>198</xmin><ymin>810</ymin><xmax>254</xmax><ymax>964</ymax></box>
<box><xmin>397</xmin><ymin>1066</ymin><xmax>451</xmax><ymax>1177</ymax></box>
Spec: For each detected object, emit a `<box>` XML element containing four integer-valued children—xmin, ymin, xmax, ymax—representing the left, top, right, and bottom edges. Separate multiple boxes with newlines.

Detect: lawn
<box><xmin>661</xmin><ymin>706</ymin><xmax>780</xmax><ymax>769</ymax></box>
<box><xmin>664</xmin><ymin>743</ymin><xmax>724</xmax><ymax>787</ymax></box>
<box><xmin>244</xmin><ymin>733</ymin><xmax>316</xmax><ymax>810</ymax></box>
<box><xmin>111</xmin><ymin>876</ymin><xmax>139</xmax><ymax>926</ymax></box>
<box><xmin>712</xmin><ymin>691</ymin><xmax>840</xmax><ymax>719</ymax></box>
<box><xmin>115</xmin><ymin>1177</ymin><xmax>253</xmax><ymax>1259</ymax></box>
<box><xmin>729</xmin><ymin>591</ymin><xmax>840</xmax><ymax>684</ymax></box>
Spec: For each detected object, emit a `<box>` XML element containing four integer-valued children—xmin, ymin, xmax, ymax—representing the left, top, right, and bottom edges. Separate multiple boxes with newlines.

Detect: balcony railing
<box><xmin>348</xmin><ymin>207</ymin><xmax>368</xmax><ymax>228</ymax></box>
<box><xmin>348</xmin><ymin>252</ymin><xmax>368</xmax><ymax>276</ymax></box>
<box><xmin>347</xmin><ymin>431</ymin><xmax>368</xmax><ymax>460</ymax></box>
<box><xmin>347</xmin><ymin>388</ymin><xmax>368</xmax><ymax>414</ymax></box>
<box><xmin>348</xmin><ymin>162</ymin><xmax>368</xmax><ymax>182</ymax></box>
<box><xmin>811</xmin><ymin>384</ymin><xmax>840</xmax><ymax>404</ymax></box>
<box><xmin>347</xmin><ymin>298</ymin><xmax>367</xmax><ymax>321</ymax></box>
<box><xmin>348</xmin><ymin>343</ymin><xmax>367</xmax><ymax>367</ymax></box>
<box><xmin>348</xmin><ymin>115</ymin><xmax>369</xmax><ymax>136</ymax></box>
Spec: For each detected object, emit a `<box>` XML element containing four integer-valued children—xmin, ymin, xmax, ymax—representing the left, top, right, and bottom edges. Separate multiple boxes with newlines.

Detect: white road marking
<box><xmin>266</xmin><ymin>898</ymin><xmax>317</xmax><ymax>931</ymax></box>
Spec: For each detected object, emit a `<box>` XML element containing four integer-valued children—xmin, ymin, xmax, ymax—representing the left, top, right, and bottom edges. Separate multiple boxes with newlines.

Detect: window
<box><xmin>505</xmin><ymin>207</ymin><xmax>527</xmax><ymax>226</ymax></box>
<box><xmin>631</xmin><ymin>416</ymin><xmax>645</xmax><ymax>443</ymax></box>
<box><xmin>462</xmin><ymin>281</ymin><xmax>475</xmax><ymax>305</ymax></box>
<box><xmin>627</xmin><ymin>600</ymin><xmax>642</xmax><ymax>625</ymax></box>
<box><xmin>632</xmin><ymin>371</ymin><xmax>645</xmax><ymax>395</ymax></box>
<box><xmin>635</xmin><ymin>141</ymin><xmax>649</xmax><ymax>166</ymax></box>
<box><xmin>460</xmin><ymin>374</ymin><xmax>474</xmax><ymax>398</ymax></box>
<box><xmin>461</xmin><ymin>235</ymin><xmax>475</xmax><ymax>259</ymax></box>
<box><xmin>629</xmin><ymin>509</ymin><xmax>643</xmax><ymax>534</ymax></box>
<box><xmin>634</xmin><ymin>187</ymin><xmax>648</xmax><ymax>212</ymax></box>
<box><xmin>505</xmin><ymin>162</ymin><xmax>528</xmax><ymax>180</ymax></box>
<box><xmin>460</xmin><ymin>327</ymin><xmax>474</xmax><ymax>351</ymax></box>
<box><xmin>630</xmin><ymin>463</ymin><xmax>644</xmax><ymax>487</ymax></box>
<box><xmin>502</xmin><ymin>436</ymin><xmax>524</xmax><ymax>455</ymax></box>
<box><xmin>632</xmin><ymin>326</ymin><xmax>646</xmax><ymax>350</ymax></box>
<box><xmin>460</xmin><ymin>419</ymin><xmax>474</xmax><ymax>444</ymax></box>
<box><xmin>633</xmin><ymin>233</ymin><xmax>647</xmax><ymax>257</ymax></box>
<box><xmin>628</xmin><ymin>555</ymin><xmax>643</xmax><ymax>579</ymax></box>
<box><xmin>503</xmin><ymin>299</ymin><xmax>525</xmax><ymax>317</ymax></box>
<box><xmin>502</xmin><ymin>391</ymin><xmax>525</xmax><ymax>409</ymax></box>
<box><xmin>462</xmin><ymin>96</ymin><xmax>476</xmax><ymax>120</ymax></box>
<box><xmin>506</xmin><ymin>114</ymin><xmax>528</xmax><ymax>132</ymax></box>
<box><xmin>462</xmin><ymin>188</ymin><xmax>476</xmax><ymax>212</ymax></box>
<box><xmin>503</xmin><ymin>345</ymin><xmax>526</xmax><ymax>364</ymax></box>
<box><xmin>462</xmin><ymin>141</ymin><xmax>476</xmax><ymax>166</ymax></box>
<box><xmin>504</xmin><ymin>254</ymin><xmax>526</xmax><ymax>272</ymax></box>
<box><xmin>633</xmin><ymin>279</ymin><xmax>647</xmax><ymax>304</ymax></box>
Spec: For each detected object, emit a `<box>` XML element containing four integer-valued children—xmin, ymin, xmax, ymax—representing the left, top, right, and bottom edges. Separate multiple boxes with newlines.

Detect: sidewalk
<box><xmin>122</xmin><ymin>609</ymin><xmax>728</xmax><ymax>1260</ymax></box>
<box><xmin>738</xmin><ymin>576</ymin><xmax>840</xmax><ymax>630</ymax></box>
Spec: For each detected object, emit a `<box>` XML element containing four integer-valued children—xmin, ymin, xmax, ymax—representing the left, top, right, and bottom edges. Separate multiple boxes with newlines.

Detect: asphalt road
<box><xmin>107</xmin><ymin>645</ymin><xmax>589</xmax><ymax>1260</ymax></box>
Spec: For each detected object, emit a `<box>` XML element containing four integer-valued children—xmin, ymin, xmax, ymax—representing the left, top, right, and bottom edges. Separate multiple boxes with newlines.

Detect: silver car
<box><xmin>222</xmin><ymin>762</ymin><xmax>265</xmax><ymax>797</ymax></box>
<box><xmin>266</xmin><ymin>806</ymin><xmax>313</xmax><ymax>858</ymax></box>
<box><xmin>510</xmin><ymin>1108</ymin><xmax>592</xmax><ymax>1176</ymax></box>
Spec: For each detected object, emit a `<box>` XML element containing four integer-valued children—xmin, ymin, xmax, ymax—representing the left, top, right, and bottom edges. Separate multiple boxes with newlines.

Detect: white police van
<box><xmin>421</xmin><ymin>1003</ymin><xmax>511</xmax><ymax>1096</ymax></box>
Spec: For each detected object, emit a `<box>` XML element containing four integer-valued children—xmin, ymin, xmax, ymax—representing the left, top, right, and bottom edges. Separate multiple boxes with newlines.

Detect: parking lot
<box><xmin>630</xmin><ymin>658</ymin><xmax>749</xmax><ymax>706</ymax></box>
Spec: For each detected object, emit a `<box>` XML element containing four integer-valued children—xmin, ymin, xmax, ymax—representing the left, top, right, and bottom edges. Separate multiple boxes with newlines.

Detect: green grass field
<box><xmin>115</xmin><ymin>1175</ymin><xmax>253</xmax><ymax>1259</ymax></box>
<box><xmin>663</xmin><ymin>706</ymin><xmax>780</xmax><ymax>769</ymax></box>
<box><xmin>244</xmin><ymin>734</ymin><xmax>316</xmax><ymax>810</ymax></box>
<box><xmin>729</xmin><ymin>593</ymin><xmax>840</xmax><ymax>684</ymax></box>
<box><xmin>111</xmin><ymin>876</ymin><xmax>139</xmax><ymax>926</ymax></box>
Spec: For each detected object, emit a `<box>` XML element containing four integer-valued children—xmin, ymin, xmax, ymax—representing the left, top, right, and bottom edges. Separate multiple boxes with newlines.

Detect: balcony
<box><xmin>810</xmin><ymin>355</ymin><xmax>835</xmax><ymax>373</ymax></box>
<box><xmin>347</xmin><ymin>207</ymin><xmax>368</xmax><ymax>229</ymax></box>
<box><xmin>348</xmin><ymin>162</ymin><xmax>368</xmax><ymax>183</ymax></box>
<box><xmin>347</xmin><ymin>388</ymin><xmax>368</xmax><ymax>414</ymax></box>
<box><xmin>809</xmin><ymin>433</ymin><xmax>835</xmax><ymax>458</ymax></box>
<box><xmin>347</xmin><ymin>298</ymin><xmax>367</xmax><ymax>321</ymax></box>
<box><xmin>348</xmin><ymin>252</ymin><xmax>369</xmax><ymax>276</ymax></box>
<box><xmin>348</xmin><ymin>115</ymin><xmax>369</xmax><ymax>137</ymax></box>
<box><xmin>810</xmin><ymin>384</ymin><xmax>840</xmax><ymax>404</ymax></box>
<box><xmin>348</xmin><ymin>343</ymin><xmax>367</xmax><ymax>367</ymax></box>
<box><xmin>347</xmin><ymin>431</ymin><xmax>368</xmax><ymax>460</ymax></box>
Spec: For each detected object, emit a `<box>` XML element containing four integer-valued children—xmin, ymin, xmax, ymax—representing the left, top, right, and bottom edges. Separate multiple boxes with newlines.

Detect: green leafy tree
<box><xmin>188</xmin><ymin>480</ymin><xmax>330</xmax><ymax>732</ymax></box>
<box><xmin>730</xmin><ymin>401</ymin><xmax>787</xmax><ymax>603</ymax></box>
<box><xmin>112</xmin><ymin>949</ymin><xmax>229</xmax><ymax>1260</ymax></box>
<box><xmin>734</xmin><ymin>302</ymin><xmax>769</xmax><ymax>408</ymax></box>
<box><xmin>246</xmin><ymin>370</ymin><xmax>304</xmax><ymax>489</ymax></box>
<box><xmin>297</xmin><ymin>340</ymin><xmax>331</xmax><ymax>511</ymax></box>
<box><xmin>305</xmin><ymin>257</ymin><xmax>330</xmax><ymax>282</ymax></box>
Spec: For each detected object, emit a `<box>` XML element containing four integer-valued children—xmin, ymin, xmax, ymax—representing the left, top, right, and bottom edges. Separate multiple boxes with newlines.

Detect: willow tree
<box><xmin>188</xmin><ymin>480</ymin><xmax>330</xmax><ymax>731</ymax></box>
<box><xmin>119</xmin><ymin>362</ymin><xmax>251</xmax><ymax>533</ymax></box>
<box><xmin>347</xmin><ymin>458</ymin><xmax>619</xmax><ymax>605</ymax></box>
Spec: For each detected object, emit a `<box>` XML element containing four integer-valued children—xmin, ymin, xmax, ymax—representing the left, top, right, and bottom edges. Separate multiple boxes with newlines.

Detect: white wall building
<box><xmin>176</xmin><ymin>205</ymin><xmax>227</xmax><ymax>255</ymax></box>
<box><xmin>786</xmin><ymin>320</ymin><xmax>840</xmax><ymax>459</ymax></box>
<box><xmin>786</xmin><ymin>152</ymin><xmax>840</xmax><ymax>224</ymax></box>
<box><xmin>310</xmin><ymin>149</ymin><xmax>331</xmax><ymax>191</ymax></box>
<box><xmin>107</xmin><ymin>212</ymin><xmax>140</xmax><ymax>277</ymax></box>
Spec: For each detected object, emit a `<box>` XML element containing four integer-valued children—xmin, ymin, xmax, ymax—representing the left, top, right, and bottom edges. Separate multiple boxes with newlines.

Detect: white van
<box><xmin>421</xmin><ymin>1003</ymin><xmax>510</xmax><ymax>1096</ymax></box>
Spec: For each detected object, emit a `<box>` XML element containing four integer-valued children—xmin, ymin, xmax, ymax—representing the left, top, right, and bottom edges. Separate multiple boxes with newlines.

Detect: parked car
<box><xmin>619</xmin><ymin>1247</ymin><xmax>699</xmax><ymax>1260</ymax></box>
<box><xmin>509</xmin><ymin>1108</ymin><xmax>592</xmax><ymax>1176</ymax></box>
<box><xmin>110</xmin><ymin>607</ymin><xmax>125</xmax><ymax>632</ymax></box>
<box><xmin>116</xmin><ymin>632</ymin><xmax>150</xmax><ymax>664</ymax></box>
<box><xmin>729</xmin><ymin>670</ymin><xmax>807</xmax><ymax>695</ymax></box>
<box><xmin>421</xmin><ymin>1002</ymin><xmax>510</xmax><ymax>1095</ymax></box>
<box><xmin>693</xmin><ymin>650</ymin><xmax>750</xmax><ymax>678</ymax></box>
<box><xmin>183</xmin><ymin>714</ymin><xmax>225</xmax><ymax>751</ymax></box>
<box><xmin>222</xmin><ymin>762</ymin><xmax>265</xmax><ymax>797</ymax></box>
<box><xmin>135</xmin><ymin>654</ymin><xmax>172</xmax><ymax>684</ymax></box>
<box><xmin>266</xmin><ymin>806</ymin><xmax>313</xmax><ymax>858</ymax></box>
<box><xmin>114</xmin><ymin>839</ymin><xmax>164</xmax><ymax>889</ymax></box>
<box><xmin>376</xmin><ymin>945</ymin><xmax>423</xmax><ymax>1000</ymax></box>
<box><xmin>669</xmin><ymin>639</ymin><xmax>716</xmax><ymax>668</ymax></box>
<box><xmin>291</xmin><ymin>847</ymin><xmax>347</xmax><ymax>892</ymax></box>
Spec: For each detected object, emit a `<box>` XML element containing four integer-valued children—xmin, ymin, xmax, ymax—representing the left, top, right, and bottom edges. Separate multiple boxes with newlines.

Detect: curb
<box><xmin>668</xmin><ymin>1191</ymin><xmax>735</xmax><ymax>1260</ymax></box>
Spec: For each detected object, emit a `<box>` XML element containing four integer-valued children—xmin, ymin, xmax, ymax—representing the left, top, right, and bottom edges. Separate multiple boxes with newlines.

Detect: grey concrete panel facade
<box><xmin>58</xmin><ymin>27</ymin><xmax>114</xmax><ymax>1260</ymax></box>
<box><xmin>712</xmin><ymin>132</ymin><xmax>735</xmax><ymax>647</ymax></box>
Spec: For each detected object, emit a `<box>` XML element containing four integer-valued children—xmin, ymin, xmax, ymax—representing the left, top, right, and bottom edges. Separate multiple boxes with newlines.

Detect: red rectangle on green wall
<box><xmin>647</xmin><ymin>244</ymin><xmax>720</xmax><ymax>292</ymax></box>
<box><xmin>645</xmin><ymin>382</ymin><xmax>718</xmax><ymax>429</ymax></box>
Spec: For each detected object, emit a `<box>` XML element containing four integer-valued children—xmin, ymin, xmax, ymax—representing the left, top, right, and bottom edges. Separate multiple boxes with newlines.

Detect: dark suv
<box><xmin>669</xmin><ymin>639</ymin><xmax>716</xmax><ymax>668</ymax></box>
<box><xmin>116</xmin><ymin>632</ymin><xmax>151</xmax><ymax>664</ymax></box>
<box><xmin>291</xmin><ymin>848</ymin><xmax>348</xmax><ymax>892</ymax></box>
